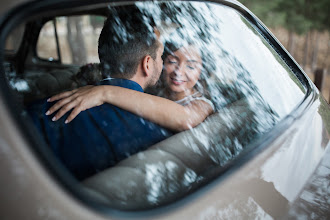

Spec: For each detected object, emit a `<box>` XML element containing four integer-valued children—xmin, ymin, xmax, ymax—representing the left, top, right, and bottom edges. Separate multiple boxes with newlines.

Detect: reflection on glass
<box><xmin>82</xmin><ymin>2</ymin><xmax>305</xmax><ymax>209</ymax></box>
<box><xmin>4</xmin><ymin>1</ymin><xmax>306</xmax><ymax>210</ymax></box>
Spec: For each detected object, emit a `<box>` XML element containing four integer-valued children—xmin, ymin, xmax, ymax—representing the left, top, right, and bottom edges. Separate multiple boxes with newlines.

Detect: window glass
<box><xmin>36</xmin><ymin>20</ymin><xmax>59</xmax><ymax>61</ymax></box>
<box><xmin>37</xmin><ymin>15</ymin><xmax>105</xmax><ymax>65</ymax></box>
<box><xmin>6</xmin><ymin>1</ymin><xmax>307</xmax><ymax>211</ymax></box>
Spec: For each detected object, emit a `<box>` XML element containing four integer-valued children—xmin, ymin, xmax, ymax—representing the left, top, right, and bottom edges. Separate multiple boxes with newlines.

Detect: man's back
<box><xmin>28</xmin><ymin>78</ymin><xmax>172</xmax><ymax>180</ymax></box>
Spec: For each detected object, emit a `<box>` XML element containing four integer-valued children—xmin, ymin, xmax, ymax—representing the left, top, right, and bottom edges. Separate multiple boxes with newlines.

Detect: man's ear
<box><xmin>142</xmin><ymin>55</ymin><xmax>152</xmax><ymax>77</ymax></box>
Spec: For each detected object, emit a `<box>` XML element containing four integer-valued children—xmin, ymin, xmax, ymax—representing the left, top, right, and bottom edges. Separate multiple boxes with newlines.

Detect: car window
<box><xmin>37</xmin><ymin>15</ymin><xmax>105</xmax><ymax>65</ymax></box>
<box><xmin>3</xmin><ymin>0</ymin><xmax>307</xmax><ymax>213</ymax></box>
<box><xmin>37</xmin><ymin>20</ymin><xmax>59</xmax><ymax>61</ymax></box>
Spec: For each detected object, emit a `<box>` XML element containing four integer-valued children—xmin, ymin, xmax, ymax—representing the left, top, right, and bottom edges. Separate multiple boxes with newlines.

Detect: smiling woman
<box><xmin>1</xmin><ymin>0</ymin><xmax>329</xmax><ymax>219</ymax></box>
<box><xmin>163</xmin><ymin>45</ymin><xmax>203</xmax><ymax>97</ymax></box>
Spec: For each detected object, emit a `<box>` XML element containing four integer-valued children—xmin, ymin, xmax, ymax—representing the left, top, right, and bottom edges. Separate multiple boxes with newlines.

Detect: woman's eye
<box><xmin>187</xmin><ymin>65</ymin><xmax>195</xmax><ymax>70</ymax></box>
<box><xmin>167</xmin><ymin>60</ymin><xmax>177</xmax><ymax>64</ymax></box>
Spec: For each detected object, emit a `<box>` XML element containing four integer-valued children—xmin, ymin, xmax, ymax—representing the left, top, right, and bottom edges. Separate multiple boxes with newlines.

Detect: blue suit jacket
<box><xmin>28</xmin><ymin>78</ymin><xmax>173</xmax><ymax>180</ymax></box>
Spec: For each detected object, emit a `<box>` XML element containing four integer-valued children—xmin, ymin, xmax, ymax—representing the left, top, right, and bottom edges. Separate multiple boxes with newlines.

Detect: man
<box><xmin>28</xmin><ymin>6</ymin><xmax>172</xmax><ymax>180</ymax></box>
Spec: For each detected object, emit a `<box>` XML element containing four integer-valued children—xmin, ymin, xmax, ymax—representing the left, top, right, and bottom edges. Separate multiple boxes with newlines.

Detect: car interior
<box><xmin>3</xmin><ymin>1</ymin><xmax>292</xmax><ymax>211</ymax></box>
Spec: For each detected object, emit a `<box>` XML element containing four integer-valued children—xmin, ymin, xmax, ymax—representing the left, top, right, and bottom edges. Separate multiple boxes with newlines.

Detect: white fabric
<box><xmin>175</xmin><ymin>92</ymin><xmax>215</xmax><ymax>111</ymax></box>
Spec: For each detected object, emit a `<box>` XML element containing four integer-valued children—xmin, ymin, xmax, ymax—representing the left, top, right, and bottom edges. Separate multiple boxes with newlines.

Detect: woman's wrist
<box><xmin>101</xmin><ymin>85</ymin><xmax>113</xmax><ymax>104</ymax></box>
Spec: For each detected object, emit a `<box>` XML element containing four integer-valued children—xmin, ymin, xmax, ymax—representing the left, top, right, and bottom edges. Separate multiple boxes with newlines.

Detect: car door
<box><xmin>0</xmin><ymin>0</ymin><xmax>329</xmax><ymax>219</ymax></box>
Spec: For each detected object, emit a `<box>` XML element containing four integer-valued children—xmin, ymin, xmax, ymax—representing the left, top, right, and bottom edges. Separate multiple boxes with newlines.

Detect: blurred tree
<box><xmin>297</xmin><ymin>0</ymin><xmax>330</xmax><ymax>71</ymax></box>
<box><xmin>240</xmin><ymin>0</ymin><xmax>329</xmax><ymax>72</ymax></box>
<box><xmin>307</xmin><ymin>0</ymin><xmax>330</xmax><ymax>71</ymax></box>
<box><xmin>89</xmin><ymin>16</ymin><xmax>105</xmax><ymax>33</ymax></box>
<box><xmin>239</xmin><ymin>0</ymin><xmax>285</xmax><ymax>28</ymax></box>
<box><xmin>66</xmin><ymin>17</ymin><xmax>87</xmax><ymax>65</ymax></box>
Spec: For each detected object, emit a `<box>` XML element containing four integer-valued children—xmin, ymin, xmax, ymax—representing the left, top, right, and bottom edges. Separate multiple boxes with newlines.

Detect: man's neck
<box><xmin>104</xmin><ymin>75</ymin><xmax>146</xmax><ymax>90</ymax></box>
<box><xmin>129</xmin><ymin>75</ymin><xmax>147</xmax><ymax>90</ymax></box>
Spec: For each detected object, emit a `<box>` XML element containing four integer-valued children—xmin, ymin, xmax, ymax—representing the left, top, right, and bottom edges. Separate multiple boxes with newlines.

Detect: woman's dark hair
<box><xmin>71</xmin><ymin>63</ymin><xmax>102</xmax><ymax>87</ymax></box>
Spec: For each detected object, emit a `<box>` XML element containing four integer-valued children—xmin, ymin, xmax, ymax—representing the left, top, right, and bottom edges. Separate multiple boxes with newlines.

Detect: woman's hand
<box><xmin>46</xmin><ymin>85</ymin><xmax>106</xmax><ymax>123</ymax></box>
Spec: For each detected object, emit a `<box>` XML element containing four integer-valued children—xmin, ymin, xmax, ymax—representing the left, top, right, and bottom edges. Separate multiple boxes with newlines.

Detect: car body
<box><xmin>0</xmin><ymin>0</ymin><xmax>329</xmax><ymax>219</ymax></box>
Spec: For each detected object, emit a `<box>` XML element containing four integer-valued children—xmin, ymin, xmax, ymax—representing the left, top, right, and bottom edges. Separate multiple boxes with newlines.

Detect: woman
<box><xmin>46</xmin><ymin>40</ymin><xmax>214</xmax><ymax>132</ymax></box>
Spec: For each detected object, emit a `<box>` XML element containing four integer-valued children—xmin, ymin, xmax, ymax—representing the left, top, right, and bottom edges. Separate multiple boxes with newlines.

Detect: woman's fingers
<box><xmin>46</xmin><ymin>86</ymin><xmax>93</xmax><ymax>115</ymax></box>
<box><xmin>65</xmin><ymin>105</ymin><xmax>85</xmax><ymax>123</ymax></box>
<box><xmin>52</xmin><ymin>98</ymin><xmax>81</xmax><ymax>121</ymax></box>
<box><xmin>47</xmin><ymin>89</ymin><xmax>78</xmax><ymax>102</ymax></box>
<box><xmin>46</xmin><ymin>95</ymin><xmax>77</xmax><ymax>116</ymax></box>
<box><xmin>64</xmin><ymin>93</ymin><xmax>103</xmax><ymax>123</ymax></box>
<box><xmin>45</xmin><ymin>85</ymin><xmax>98</xmax><ymax>123</ymax></box>
<box><xmin>47</xmin><ymin>85</ymin><xmax>93</xmax><ymax>102</ymax></box>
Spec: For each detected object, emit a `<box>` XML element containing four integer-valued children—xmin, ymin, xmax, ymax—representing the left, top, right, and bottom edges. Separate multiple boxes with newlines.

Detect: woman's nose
<box><xmin>174</xmin><ymin>64</ymin><xmax>184</xmax><ymax>76</ymax></box>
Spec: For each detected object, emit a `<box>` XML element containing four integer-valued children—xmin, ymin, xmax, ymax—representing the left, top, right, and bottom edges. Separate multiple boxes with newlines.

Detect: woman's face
<box><xmin>163</xmin><ymin>45</ymin><xmax>202</xmax><ymax>95</ymax></box>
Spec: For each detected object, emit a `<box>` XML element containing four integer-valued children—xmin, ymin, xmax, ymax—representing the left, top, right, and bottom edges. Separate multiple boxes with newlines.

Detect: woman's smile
<box><xmin>170</xmin><ymin>77</ymin><xmax>187</xmax><ymax>85</ymax></box>
<box><xmin>163</xmin><ymin>45</ymin><xmax>202</xmax><ymax>99</ymax></box>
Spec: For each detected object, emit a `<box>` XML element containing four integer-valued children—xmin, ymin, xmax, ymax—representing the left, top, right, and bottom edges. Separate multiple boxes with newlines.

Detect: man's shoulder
<box><xmin>81</xmin><ymin>103</ymin><xmax>172</xmax><ymax>134</ymax></box>
<box><xmin>82</xmin><ymin>103</ymin><xmax>145</xmax><ymax>123</ymax></box>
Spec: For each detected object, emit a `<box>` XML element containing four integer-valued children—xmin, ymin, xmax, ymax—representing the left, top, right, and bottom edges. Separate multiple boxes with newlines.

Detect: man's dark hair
<box><xmin>98</xmin><ymin>5</ymin><xmax>159</xmax><ymax>79</ymax></box>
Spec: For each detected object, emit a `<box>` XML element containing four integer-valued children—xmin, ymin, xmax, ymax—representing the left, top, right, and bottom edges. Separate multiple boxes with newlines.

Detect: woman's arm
<box><xmin>47</xmin><ymin>85</ymin><xmax>213</xmax><ymax>131</ymax></box>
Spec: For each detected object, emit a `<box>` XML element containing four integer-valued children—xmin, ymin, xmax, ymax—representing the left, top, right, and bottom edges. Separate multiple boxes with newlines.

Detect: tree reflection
<box><xmin>83</xmin><ymin>2</ymin><xmax>285</xmax><ymax>210</ymax></box>
<box><xmin>285</xmin><ymin>148</ymin><xmax>330</xmax><ymax>219</ymax></box>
